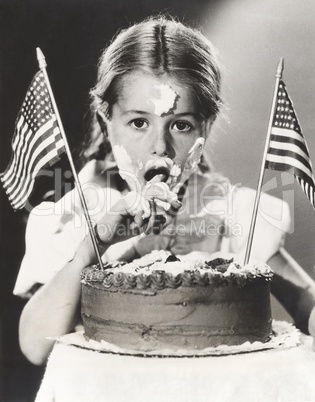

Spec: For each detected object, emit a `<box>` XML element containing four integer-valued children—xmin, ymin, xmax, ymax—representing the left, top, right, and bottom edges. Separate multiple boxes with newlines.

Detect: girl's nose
<box><xmin>151</xmin><ymin>130</ymin><xmax>171</xmax><ymax>157</ymax></box>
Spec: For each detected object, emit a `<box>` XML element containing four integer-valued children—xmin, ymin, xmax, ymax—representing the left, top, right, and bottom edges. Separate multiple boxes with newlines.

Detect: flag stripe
<box><xmin>269</xmin><ymin>133</ymin><xmax>309</xmax><ymax>156</ymax></box>
<box><xmin>2</xmin><ymin>117</ymin><xmax>32</xmax><ymax>183</ymax></box>
<box><xmin>10</xmin><ymin>114</ymin><xmax>27</xmax><ymax>150</ymax></box>
<box><xmin>7</xmin><ymin>126</ymin><xmax>62</xmax><ymax>200</ymax></box>
<box><xmin>271</xmin><ymin>126</ymin><xmax>305</xmax><ymax>143</ymax></box>
<box><xmin>3</xmin><ymin>114</ymin><xmax>59</xmax><ymax>182</ymax></box>
<box><xmin>0</xmin><ymin>71</ymin><xmax>66</xmax><ymax>209</ymax></box>
<box><xmin>3</xmin><ymin>117</ymin><xmax>58</xmax><ymax>191</ymax></box>
<box><xmin>296</xmin><ymin>177</ymin><xmax>315</xmax><ymax>206</ymax></box>
<box><xmin>10</xmin><ymin>139</ymin><xmax>65</xmax><ymax>209</ymax></box>
<box><xmin>267</xmin><ymin>144</ymin><xmax>313</xmax><ymax>172</ymax></box>
<box><xmin>266</xmin><ymin>153</ymin><xmax>313</xmax><ymax>180</ymax></box>
<box><xmin>7</xmin><ymin>136</ymin><xmax>65</xmax><ymax>208</ymax></box>
<box><xmin>265</xmin><ymin>160</ymin><xmax>315</xmax><ymax>187</ymax></box>
<box><xmin>7</xmin><ymin>124</ymin><xmax>59</xmax><ymax>194</ymax></box>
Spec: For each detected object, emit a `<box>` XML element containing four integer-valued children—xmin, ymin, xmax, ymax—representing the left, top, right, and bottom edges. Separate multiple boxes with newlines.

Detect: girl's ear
<box><xmin>96</xmin><ymin>110</ymin><xmax>109</xmax><ymax>136</ymax></box>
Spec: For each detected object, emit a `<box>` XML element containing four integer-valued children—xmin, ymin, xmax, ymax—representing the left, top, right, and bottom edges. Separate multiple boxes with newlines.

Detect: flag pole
<box><xmin>36</xmin><ymin>47</ymin><xmax>104</xmax><ymax>269</ymax></box>
<box><xmin>243</xmin><ymin>58</ymin><xmax>284</xmax><ymax>265</ymax></box>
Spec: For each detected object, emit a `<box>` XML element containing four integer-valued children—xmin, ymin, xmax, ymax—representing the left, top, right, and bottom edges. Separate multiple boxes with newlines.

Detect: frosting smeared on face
<box><xmin>112</xmin><ymin>144</ymin><xmax>133</xmax><ymax>174</ymax></box>
<box><xmin>148</xmin><ymin>84</ymin><xmax>178</xmax><ymax>116</ymax></box>
<box><xmin>169</xmin><ymin>164</ymin><xmax>181</xmax><ymax>178</ymax></box>
<box><xmin>112</xmin><ymin>144</ymin><xmax>143</xmax><ymax>190</ymax></box>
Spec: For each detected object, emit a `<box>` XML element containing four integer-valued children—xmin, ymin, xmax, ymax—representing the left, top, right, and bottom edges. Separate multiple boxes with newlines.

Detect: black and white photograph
<box><xmin>1</xmin><ymin>1</ymin><xmax>315</xmax><ymax>401</ymax></box>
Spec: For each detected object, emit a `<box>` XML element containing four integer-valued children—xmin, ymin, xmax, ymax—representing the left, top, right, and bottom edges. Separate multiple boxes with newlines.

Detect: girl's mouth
<box><xmin>144</xmin><ymin>167</ymin><xmax>170</xmax><ymax>183</ymax></box>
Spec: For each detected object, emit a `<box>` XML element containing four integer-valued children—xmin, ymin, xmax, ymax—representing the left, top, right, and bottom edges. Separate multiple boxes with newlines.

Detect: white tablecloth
<box><xmin>35</xmin><ymin>333</ymin><xmax>315</xmax><ymax>402</ymax></box>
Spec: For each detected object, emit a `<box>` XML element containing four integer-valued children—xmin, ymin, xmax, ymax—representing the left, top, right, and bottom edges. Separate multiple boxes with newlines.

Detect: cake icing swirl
<box><xmin>81</xmin><ymin>250</ymin><xmax>273</xmax><ymax>290</ymax></box>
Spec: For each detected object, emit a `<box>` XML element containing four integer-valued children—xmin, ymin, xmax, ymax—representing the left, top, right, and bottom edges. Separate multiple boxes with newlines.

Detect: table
<box><xmin>35</xmin><ymin>331</ymin><xmax>315</xmax><ymax>402</ymax></box>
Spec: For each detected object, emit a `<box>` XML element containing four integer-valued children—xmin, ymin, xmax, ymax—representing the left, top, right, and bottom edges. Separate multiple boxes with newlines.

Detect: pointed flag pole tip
<box><xmin>276</xmin><ymin>57</ymin><xmax>284</xmax><ymax>78</ymax></box>
<box><xmin>36</xmin><ymin>47</ymin><xmax>47</xmax><ymax>69</ymax></box>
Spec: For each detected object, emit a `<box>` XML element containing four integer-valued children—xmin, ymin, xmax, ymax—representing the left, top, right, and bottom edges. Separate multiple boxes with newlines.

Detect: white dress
<box><xmin>14</xmin><ymin>160</ymin><xmax>291</xmax><ymax>298</ymax></box>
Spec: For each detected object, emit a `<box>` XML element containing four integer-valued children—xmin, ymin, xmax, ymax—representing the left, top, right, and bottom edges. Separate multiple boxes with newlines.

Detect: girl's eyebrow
<box><xmin>174</xmin><ymin>112</ymin><xmax>203</xmax><ymax>119</ymax></box>
<box><xmin>122</xmin><ymin>110</ymin><xmax>203</xmax><ymax>119</ymax></box>
<box><xmin>122</xmin><ymin>110</ymin><xmax>149</xmax><ymax>116</ymax></box>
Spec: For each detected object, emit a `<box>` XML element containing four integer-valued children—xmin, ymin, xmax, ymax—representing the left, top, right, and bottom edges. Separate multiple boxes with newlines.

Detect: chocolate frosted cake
<box><xmin>81</xmin><ymin>251</ymin><xmax>273</xmax><ymax>352</ymax></box>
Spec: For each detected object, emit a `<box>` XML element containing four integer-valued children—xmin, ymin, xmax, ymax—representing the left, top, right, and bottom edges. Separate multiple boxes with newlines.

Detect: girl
<box><xmin>14</xmin><ymin>16</ymin><xmax>315</xmax><ymax>365</ymax></box>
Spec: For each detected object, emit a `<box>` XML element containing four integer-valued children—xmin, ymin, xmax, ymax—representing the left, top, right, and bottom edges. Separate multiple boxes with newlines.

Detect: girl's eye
<box><xmin>130</xmin><ymin>119</ymin><xmax>148</xmax><ymax>129</ymax></box>
<box><xmin>172</xmin><ymin>121</ymin><xmax>192</xmax><ymax>132</ymax></box>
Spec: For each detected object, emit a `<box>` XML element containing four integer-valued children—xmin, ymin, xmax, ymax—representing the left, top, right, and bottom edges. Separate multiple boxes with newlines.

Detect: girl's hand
<box><xmin>87</xmin><ymin>181</ymin><xmax>181</xmax><ymax>253</ymax></box>
<box><xmin>140</xmin><ymin>180</ymin><xmax>182</xmax><ymax>234</ymax></box>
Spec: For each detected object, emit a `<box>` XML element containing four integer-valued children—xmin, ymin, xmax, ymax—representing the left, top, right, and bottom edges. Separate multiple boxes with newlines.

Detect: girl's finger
<box><xmin>114</xmin><ymin>192</ymin><xmax>151</xmax><ymax>219</ymax></box>
<box><xmin>143</xmin><ymin>182</ymin><xmax>182</xmax><ymax>209</ymax></box>
<box><xmin>152</xmin><ymin>214</ymin><xmax>167</xmax><ymax>235</ymax></box>
<box><xmin>143</xmin><ymin>200</ymin><xmax>156</xmax><ymax>235</ymax></box>
<box><xmin>144</xmin><ymin>199</ymin><xmax>168</xmax><ymax>235</ymax></box>
<box><xmin>134</xmin><ymin>210</ymin><xmax>145</xmax><ymax>227</ymax></box>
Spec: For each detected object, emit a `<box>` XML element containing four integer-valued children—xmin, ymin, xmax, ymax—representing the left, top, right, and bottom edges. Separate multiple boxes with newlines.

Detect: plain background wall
<box><xmin>202</xmin><ymin>0</ymin><xmax>315</xmax><ymax>273</ymax></box>
<box><xmin>0</xmin><ymin>1</ymin><xmax>314</xmax><ymax>401</ymax></box>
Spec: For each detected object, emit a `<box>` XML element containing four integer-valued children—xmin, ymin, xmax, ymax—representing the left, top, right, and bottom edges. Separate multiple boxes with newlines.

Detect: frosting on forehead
<box><xmin>148</xmin><ymin>84</ymin><xmax>178</xmax><ymax>116</ymax></box>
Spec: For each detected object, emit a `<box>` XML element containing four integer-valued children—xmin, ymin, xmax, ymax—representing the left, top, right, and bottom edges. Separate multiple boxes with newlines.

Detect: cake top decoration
<box><xmin>81</xmin><ymin>250</ymin><xmax>273</xmax><ymax>290</ymax></box>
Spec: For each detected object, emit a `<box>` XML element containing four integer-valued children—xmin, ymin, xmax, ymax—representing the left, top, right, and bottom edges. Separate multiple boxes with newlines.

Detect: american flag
<box><xmin>0</xmin><ymin>71</ymin><xmax>65</xmax><ymax>210</ymax></box>
<box><xmin>265</xmin><ymin>80</ymin><xmax>315</xmax><ymax>209</ymax></box>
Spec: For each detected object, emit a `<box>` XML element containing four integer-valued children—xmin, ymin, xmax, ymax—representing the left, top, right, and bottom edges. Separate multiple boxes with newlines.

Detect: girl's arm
<box><xmin>268</xmin><ymin>248</ymin><xmax>315</xmax><ymax>336</ymax></box>
<box><xmin>19</xmin><ymin>187</ymin><xmax>181</xmax><ymax>365</ymax></box>
<box><xmin>19</xmin><ymin>243</ymin><xmax>91</xmax><ymax>365</ymax></box>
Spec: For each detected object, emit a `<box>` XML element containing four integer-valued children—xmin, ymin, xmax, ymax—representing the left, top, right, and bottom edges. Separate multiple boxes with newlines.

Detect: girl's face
<box><xmin>102</xmin><ymin>71</ymin><xmax>210</xmax><ymax>190</ymax></box>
